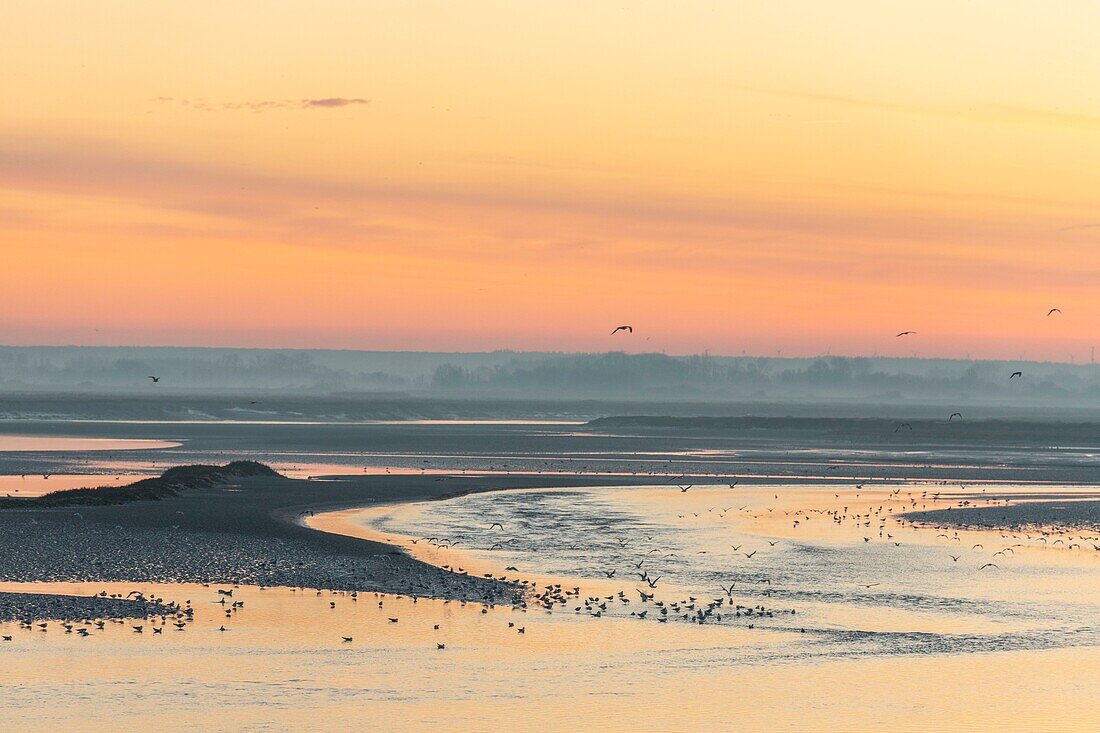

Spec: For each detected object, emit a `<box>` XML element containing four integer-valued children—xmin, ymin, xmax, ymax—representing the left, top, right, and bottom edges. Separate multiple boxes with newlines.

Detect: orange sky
<box><xmin>3</xmin><ymin>1</ymin><xmax>1100</xmax><ymax>360</ymax></box>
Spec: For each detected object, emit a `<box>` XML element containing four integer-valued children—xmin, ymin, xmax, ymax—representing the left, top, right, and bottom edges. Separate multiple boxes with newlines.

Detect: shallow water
<box><xmin>0</xmin><ymin>435</ymin><xmax>180</xmax><ymax>452</ymax></box>
<box><xmin>0</xmin><ymin>473</ymin><xmax>157</xmax><ymax>498</ymax></box>
<box><xmin>350</xmin><ymin>484</ymin><xmax>1100</xmax><ymax>659</ymax></box>
<box><xmin>3</xmin><ymin>482</ymin><xmax>1099</xmax><ymax>730</ymax></box>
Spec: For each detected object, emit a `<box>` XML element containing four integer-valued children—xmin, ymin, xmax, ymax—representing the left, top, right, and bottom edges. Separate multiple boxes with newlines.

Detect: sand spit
<box><xmin>903</xmin><ymin>498</ymin><xmax>1100</xmax><ymax>534</ymax></box>
<box><xmin>0</xmin><ymin>591</ymin><xmax>175</xmax><ymax>623</ymax></box>
<box><xmin>0</xmin><ymin>465</ymin><xmax>662</xmax><ymax>610</ymax></box>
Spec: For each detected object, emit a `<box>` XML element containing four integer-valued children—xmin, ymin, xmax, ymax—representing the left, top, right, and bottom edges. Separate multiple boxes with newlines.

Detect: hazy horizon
<box><xmin>5</xmin><ymin>344</ymin><xmax>1100</xmax><ymax>411</ymax></box>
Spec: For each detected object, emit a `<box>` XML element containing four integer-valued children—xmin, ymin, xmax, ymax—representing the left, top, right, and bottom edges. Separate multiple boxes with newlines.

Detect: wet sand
<box><xmin>2</xmin><ymin>410</ymin><xmax>1099</xmax><ymax>730</ymax></box>
<box><xmin>0</xmin><ymin>468</ymin><xmax>728</xmax><ymax>610</ymax></box>
<box><xmin>904</xmin><ymin>495</ymin><xmax>1100</xmax><ymax>533</ymax></box>
<box><xmin>2</xmin><ymin>463</ymin><xmax>1097</xmax><ymax>623</ymax></box>
<box><xmin>4</xmin><ymin>480</ymin><xmax>1097</xmax><ymax>732</ymax></box>
<box><xmin>0</xmin><ymin>591</ymin><xmax>175</xmax><ymax>623</ymax></box>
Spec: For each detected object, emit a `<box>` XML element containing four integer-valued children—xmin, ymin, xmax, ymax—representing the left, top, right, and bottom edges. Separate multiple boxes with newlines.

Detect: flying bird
<box><xmin>610</xmin><ymin>325</ymin><xmax>633</xmax><ymax>335</ymax></box>
<box><xmin>147</xmin><ymin>375</ymin><xmax>160</xmax><ymax>383</ymax></box>
<box><xmin>895</xmin><ymin>331</ymin><xmax>916</xmax><ymax>337</ymax></box>
<box><xmin>1009</xmin><ymin>371</ymin><xmax>1022</xmax><ymax>379</ymax></box>
<box><xmin>949</xmin><ymin>412</ymin><xmax>962</xmax><ymax>421</ymax></box>
<box><xmin>1047</xmin><ymin>308</ymin><xmax>1061</xmax><ymax>316</ymax></box>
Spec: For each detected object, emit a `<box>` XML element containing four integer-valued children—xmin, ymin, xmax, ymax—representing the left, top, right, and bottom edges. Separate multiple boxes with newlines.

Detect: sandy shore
<box><xmin>3</xmin><ymin>459</ymin><xmax>1097</xmax><ymax>624</ymax></box>
<box><xmin>903</xmin><ymin>494</ymin><xmax>1100</xmax><ymax>534</ymax></box>
<box><xmin>0</xmin><ymin>591</ymin><xmax>176</xmax><ymax>623</ymax></box>
<box><xmin>0</xmin><ymin>468</ymin><xmax>705</xmax><ymax>612</ymax></box>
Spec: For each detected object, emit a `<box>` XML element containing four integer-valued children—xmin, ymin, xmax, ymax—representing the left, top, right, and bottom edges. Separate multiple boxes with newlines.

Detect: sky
<box><xmin>3</xmin><ymin>1</ymin><xmax>1100</xmax><ymax>361</ymax></box>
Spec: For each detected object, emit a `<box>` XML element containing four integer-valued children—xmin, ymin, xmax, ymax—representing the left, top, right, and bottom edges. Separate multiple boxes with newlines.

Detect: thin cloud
<box><xmin>303</xmin><ymin>97</ymin><xmax>368</xmax><ymax>108</ymax></box>
<box><xmin>152</xmin><ymin>97</ymin><xmax>369</xmax><ymax>111</ymax></box>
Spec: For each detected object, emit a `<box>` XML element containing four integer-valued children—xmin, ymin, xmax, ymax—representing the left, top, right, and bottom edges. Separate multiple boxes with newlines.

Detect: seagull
<box><xmin>949</xmin><ymin>412</ymin><xmax>962</xmax><ymax>421</ymax></box>
<box><xmin>895</xmin><ymin>423</ymin><xmax>912</xmax><ymax>432</ymax></box>
<box><xmin>679</xmin><ymin>485</ymin><xmax>692</xmax><ymax>493</ymax></box>
<box><xmin>1009</xmin><ymin>371</ymin><xmax>1022</xmax><ymax>379</ymax></box>
<box><xmin>610</xmin><ymin>325</ymin><xmax>633</xmax><ymax>335</ymax></box>
<box><xmin>342</xmin><ymin>637</ymin><xmax>353</xmax><ymax>643</ymax></box>
<box><xmin>979</xmin><ymin>563</ymin><xmax>998</xmax><ymax>570</ymax></box>
<box><xmin>147</xmin><ymin>375</ymin><xmax>160</xmax><ymax>383</ymax></box>
<box><xmin>895</xmin><ymin>331</ymin><xmax>916</xmax><ymax>337</ymax></box>
<box><xmin>1047</xmin><ymin>308</ymin><xmax>1061</xmax><ymax>316</ymax></box>
<box><xmin>489</xmin><ymin>522</ymin><xmax>504</xmax><ymax>530</ymax></box>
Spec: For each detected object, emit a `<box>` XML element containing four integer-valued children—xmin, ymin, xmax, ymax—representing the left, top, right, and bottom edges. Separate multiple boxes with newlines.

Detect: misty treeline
<box><xmin>429</xmin><ymin>352</ymin><xmax>1100</xmax><ymax>402</ymax></box>
<box><xmin>2</xmin><ymin>346</ymin><xmax>1100</xmax><ymax>405</ymax></box>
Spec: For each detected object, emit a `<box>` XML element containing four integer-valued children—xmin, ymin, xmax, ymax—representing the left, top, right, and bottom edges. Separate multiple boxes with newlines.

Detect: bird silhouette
<box><xmin>1047</xmin><ymin>308</ymin><xmax>1061</xmax><ymax>316</ymax></box>
<box><xmin>147</xmin><ymin>375</ymin><xmax>160</xmax><ymax>383</ymax></box>
<box><xmin>949</xmin><ymin>412</ymin><xmax>962</xmax><ymax>421</ymax></box>
<box><xmin>895</xmin><ymin>331</ymin><xmax>916</xmax><ymax>337</ymax></box>
<box><xmin>610</xmin><ymin>325</ymin><xmax>633</xmax><ymax>335</ymax></box>
<box><xmin>1009</xmin><ymin>371</ymin><xmax>1022</xmax><ymax>379</ymax></box>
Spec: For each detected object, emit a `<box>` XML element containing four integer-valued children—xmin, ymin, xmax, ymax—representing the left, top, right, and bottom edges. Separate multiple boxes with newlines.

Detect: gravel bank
<box><xmin>0</xmin><ymin>591</ymin><xmax>176</xmax><ymax>623</ymax></box>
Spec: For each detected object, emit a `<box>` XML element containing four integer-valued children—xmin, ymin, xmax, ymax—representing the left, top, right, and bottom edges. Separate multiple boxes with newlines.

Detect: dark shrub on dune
<box><xmin>0</xmin><ymin>461</ymin><xmax>281</xmax><ymax>508</ymax></box>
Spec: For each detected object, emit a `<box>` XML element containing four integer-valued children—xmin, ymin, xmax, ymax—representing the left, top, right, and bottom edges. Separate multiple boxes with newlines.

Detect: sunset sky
<box><xmin>3</xmin><ymin>1</ymin><xmax>1100</xmax><ymax>360</ymax></box>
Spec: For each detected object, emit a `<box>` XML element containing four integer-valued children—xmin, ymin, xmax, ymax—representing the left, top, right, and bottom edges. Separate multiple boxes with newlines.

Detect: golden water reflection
<box><xmin>2</xmin><ymin>482</ymin><xmax>1098</xmax><ymax>731</ymax></box>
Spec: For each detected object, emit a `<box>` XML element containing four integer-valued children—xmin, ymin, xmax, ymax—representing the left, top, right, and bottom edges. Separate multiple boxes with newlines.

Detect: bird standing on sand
<box><xmin>610</xmin><ymin>325</ymin><xmax>633</xmax><ymax>335</ymax></box>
